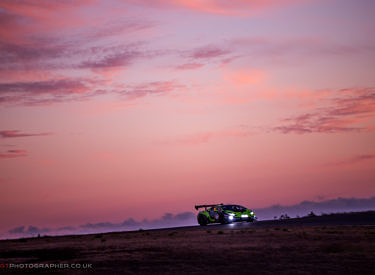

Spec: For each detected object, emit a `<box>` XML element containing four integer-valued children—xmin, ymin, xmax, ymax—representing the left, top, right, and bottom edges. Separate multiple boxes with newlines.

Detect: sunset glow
<box><xmin>1</xmin><ymin>0</ymin><xmax>374</xmax><ymax>236</ymax></box>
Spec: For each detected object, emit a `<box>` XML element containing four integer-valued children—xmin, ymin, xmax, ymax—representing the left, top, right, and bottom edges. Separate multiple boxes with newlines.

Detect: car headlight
<box><xmin>250</xmin><ymin>211</ymin><xmax>254</xmax><ymax>215</ymax></box>
<box><xmin>241</xmin><ymin>214</ymin><xmax>248</xmax><ymax>218</ymax></box>
<box><xmin>229</xmin><ymin>216</ymin><xmax>234</xmax><ymax>220</ymax></box>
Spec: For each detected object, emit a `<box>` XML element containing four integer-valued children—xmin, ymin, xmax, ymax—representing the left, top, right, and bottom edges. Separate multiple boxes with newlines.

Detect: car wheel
<box><xmin>219</xmin><ymin>214</ymin><xmax>227</xmax><ymax>224</ymax></box>
<box><xmin>198</xmin><ymin>214</ymin><xmax>208</xmax><ymax>226</ymax></box>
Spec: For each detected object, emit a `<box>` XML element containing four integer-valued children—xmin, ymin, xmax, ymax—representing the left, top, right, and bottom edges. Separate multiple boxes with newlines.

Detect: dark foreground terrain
<box><xmin>1</xmin><ymin>211</ymin><xmax>375</xmax><ymax>274</ymax></box>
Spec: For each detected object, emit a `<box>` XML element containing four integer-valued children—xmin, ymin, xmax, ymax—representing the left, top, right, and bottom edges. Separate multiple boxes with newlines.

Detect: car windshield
<box><xmin>222</xmin><ymin>205</ymin><xmax>246</xmax><ymax>212</ymax></box>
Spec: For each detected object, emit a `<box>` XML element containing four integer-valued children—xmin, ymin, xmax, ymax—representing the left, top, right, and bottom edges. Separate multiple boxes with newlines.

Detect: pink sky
<box><xmin>0</xmin><ymin>0</ymin><xmax>375</xmax><ymax>232</ymax></box>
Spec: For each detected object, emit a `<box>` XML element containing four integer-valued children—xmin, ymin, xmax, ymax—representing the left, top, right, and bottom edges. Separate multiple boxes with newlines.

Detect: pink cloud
<box><xmin>0</xmin><ymin>130</ymin><xmax>52</xmax><ymax>138</ymax></box>
<box><xmin>178</xmin><ymin>36</ymin><xmax>375</xmax><ymax>73</ymax></box>
<box><xmin>176</xmin><ymin>63</ymin><xmax>204</xmax><ymax>70</ymax></box>
<box><xmin>118</xmin><ymin>81</ymin><xmax>186</xmax><ymax>100</ymax></box>
<box><xmin>0</xmin><ymin>0</ymin><xmax>94</xmax><ymax>29</ymax></box>
<box><xmin>274</xmin><ymin>88</ymin><xmax>375</xmax><ymax>134</ymax></box>
<box><xmin>129</xmin><ymin>0</ymin><xmax>305</xmax><ymax>16</ymax></box>
<box><xmin>189</xmin><ymin>45</ymin><xmax>230</xmax><ymax>59</ymax></box>
<box><xmin>162</xmin><ymin>126</ymin><xmax>254</xmax><ymax>145</ymax></box>
<box><xmin>0</xmin><ymin>77</ymin><xmax>186</xmax><ymax>106</ymax></box>
<box><xmin>228</xmin><ymin>36</ymin><xmax>375</xmax><ymax>67</ymax></box>
<box><xmin>0</xmin><ymin>2</ymin><xmax>154</xmax><ymax>74</ymax></box>
<box><xmin>327</xmin><ymin>154</ymin><xmax>375</xmax><ymax>167</ymax></box>
<box><xmin>0</xmin><ymin>1</ymin><xmax>96</xmax><ymax>45</ymax></box>
<box><xmin>0</xmin><ymin>149</ymin><xmax>27</xmax><ymax>159</ymax></box>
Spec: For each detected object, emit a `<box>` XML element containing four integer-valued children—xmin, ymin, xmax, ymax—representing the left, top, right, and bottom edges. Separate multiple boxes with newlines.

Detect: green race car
<box><xmin>195</xmin><ymin>203</ymin><xmax>256</xmax><ymax>226</ymax></box>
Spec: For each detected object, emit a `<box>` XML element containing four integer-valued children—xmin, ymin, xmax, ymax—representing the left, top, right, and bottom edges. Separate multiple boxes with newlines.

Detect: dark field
<box><xmin>1</xmin><ymin>212</ymin><xmax>375</xmax><ymax>274</ymax></box>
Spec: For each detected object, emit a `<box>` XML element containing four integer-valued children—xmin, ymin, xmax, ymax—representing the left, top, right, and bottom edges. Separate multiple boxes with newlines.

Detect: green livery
<box><xmin>195</xmin><ymin>203</ymin><xmax>257</xmax><ymax>226</ymax></box>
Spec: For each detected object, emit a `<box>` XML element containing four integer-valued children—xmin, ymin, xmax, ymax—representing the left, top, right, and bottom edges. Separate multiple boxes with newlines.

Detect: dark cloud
<box><xmin>121</xmin><ymin>218</ymin><xmax>139</xmax><ymax>227</ymax></box>
<box><xmin>0</xmin><ymin>78</ymin><xmax>182</xmax><ymax>106</ymax></box>
<box><xmin>79</xmin><ymin>50</ymin><xmax>141</xmax><ymax>69</ymax></box>
<box><xmin>0</xmin><ymin>36</ymin><xmax>154</xmax><ymax>72</ymax></box>
<box><xmin>0</xmin><ymin>41</ymin><xmax>68</xmax><ymax>68</ymax></box>
<box><xmin>0</xmin><ymin>39</ymin><xmax>158</xmax><ymax>73</ymax></box>
<box><xmin>8</xmin><ymin>226</ymin><xmax>25</xmax><ymax>234</ymax></box>
<box><xmin>274</xmin><ymin>114</ymin><xmax>363</xmax><ymax>134</ymax></box>
<box><xmin>80</xmin><ymin>211</ymin><xmax>195</xmax><ymax>232</ymax></box>
<box><xmin>6</xmin><ymin>211</ymin><xmax>196</xmax><ymax>238</ymax></box>
<box><xmin>8</xmin><ymin>225</ymin><xmax>50</xmax><ymax>235</ymax></box>
<box><xmin>0</xmin><ymin>149</ymin><xmax>27</xmax><ymax>159</ymax></box>
<box><xmin>56</xmin><ymin>226</ymin><xmax>75</xmax><ymax>231</ymax></box>
<box><xmin>0</xmin><ymin>79</ymin><xmax>105</xmax><ymax>105</ymax></box>
<box><xmin>0</xmin><ymin>79</ymin><xmax>87</xmax><ymax>94</ymax></box>
<box><xmin>5</xmin><ymin>197</ymin><xmax>375</xmax><ymax>239</ymax></box>
<box><xmin>254</xmin><ymin>197</ymin><xmax>375</xmax><ymax>220</ymax></box>
<box><xmin>77</xmin><ymin>43</ymin><xmax>166</xmax><ymax>71</ymax></box>
<box><xmin>0</xmin><ymin>130</ymin><xmax>52</xmax><ymax>138</ymax></box>
<box><xmin>274</xmin><ymin>88</ymin><xmax>375</xmax><ymax>134</ymax></box>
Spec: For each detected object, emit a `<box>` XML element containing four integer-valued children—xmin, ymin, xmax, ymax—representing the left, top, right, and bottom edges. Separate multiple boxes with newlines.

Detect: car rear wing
<box><xmin>194</xmin><ymin>203</ymin><xmax>223</xmax><ymax>210</ymax></box>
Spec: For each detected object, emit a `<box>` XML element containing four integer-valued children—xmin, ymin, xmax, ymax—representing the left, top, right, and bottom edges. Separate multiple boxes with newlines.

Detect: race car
<box><xmin>195</xmin><ymin>203</ymin><xmax>256</xmax><ymax>226</ymax></box>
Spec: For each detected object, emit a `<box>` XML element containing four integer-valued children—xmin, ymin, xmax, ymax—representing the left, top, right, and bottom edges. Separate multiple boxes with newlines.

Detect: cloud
<box><xmin>6</xmin><ymin>211</ymin><xmax>197</xmax><ymax>238</ymax></box>
<box><xmin>254</xmin><ymin>196</ymin><xmax>375</xmax><ymax>220</ymax></box>
<box><xmin>0</xmin><ymin>130</ymin><xmax>52</xmax><ymax>138</ymax></box>
<box><xmin>274</xmin><ymin>88</ymin><xmax>375</xmax><ymax>134</ymax></box>
<box><xmin>162</xmin><ymin>126</ymin><xmax>254</xmax><ymax>145</ymax></box>
<box><xmin>118</xmin><ymin>81</ymin><xmax>185</xmax><ymax>100</ymax></box>
<box><xmin>328</xmin><ymin>154</ymin><xmax>375</xmax><ymax>167</ymax></box>
<box><xmin>0</xmin><ymin>1</ymin><xmax>154</xmax><ymax>73</ymax></box>
<box><xmin>0</xmin><ymin>1</ymin><xmax>165</xmax><ymax>107</ymax></box>
<box><xmin>0</xmin><ymin>0</ymin><xmax>94</xmax><ymax>18</ymax></box>
<box><xmin>8</xmin><ymin>225</ymin><xmax>50</xmax><ymax>235</ymax></box>
<box><xmin>80</xmin><ymin>211</ymin><xmax>197</xmax><ymax>231</ymax></box>
<box><xmin>0</xmin><ymin>40</ymin><xmax>70</xmax><ymax>69</ymax></box>
<box><xmin>176</xmin><ymin>63</ymin><xmax>204</xmax><ymax>70</ymax></box>
<box><xmin>229</xmin><ymin>37</ymin><xmax>375</xmax><ymax>67</ymax></box>
<box><xmin>5</xmin><ymin>197</ymin><xmax>375</xmax><ymax>239</ymax></box>
<box><xmin>8</xmin><ymin>226</ymin><xmax>25</xmax><ymax>234</ymax></box>
<box><xmin>179</xmin><ymin>36</ymin><xmax>375</xmax><ymax>70</ymax></box>
<box><xmin>0</xmin><ymin>39</ymin><xmax>150</xmax><ymax>73</ymax></box>
<box><xmin>0</xmin><ymin>1</ymin><xmax>97</xmax><ymax>47</ymax></box>
<box><xmin>0</xmin><ymin>79</ymin><xmax>87</xmax><ymax>94</ymax></box>
<box><xmin>189</xmin><ymin>45</ymin><xmax>230</xmax><ymax>59</ymax></box>
<box><xmin>78</xmin><ymin>49</ymin><xmax>143</xmax><ymax>70</ymax></box>
<box><xmin>0</xmin><ymin>77</ymin><xmax>183</xmax><ymax>106</ymax></box>
<box><xmin>128</xmin><ymin>0</ymin><xmax>305</xmax><ymax>16</ymax></box>
<box><xmin>0</xmin><ymin>78</ymin><xmax>104</xmax><ymax>105</ymax></box>
<box><xmin>0</xmin><ymin>149</ymin><xmax>27</xmax><ymax>159</ymax></box>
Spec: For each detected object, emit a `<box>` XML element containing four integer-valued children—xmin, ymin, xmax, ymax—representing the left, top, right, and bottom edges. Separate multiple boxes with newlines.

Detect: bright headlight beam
<box><xmin>241</xmin><ymin>214</ymin><xmax>248</xmax><ymax>218</ymax></box>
